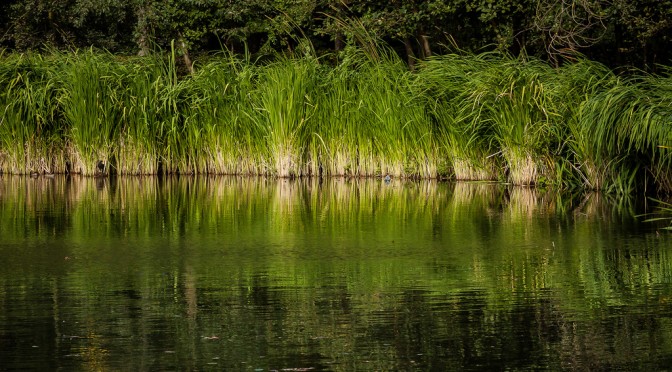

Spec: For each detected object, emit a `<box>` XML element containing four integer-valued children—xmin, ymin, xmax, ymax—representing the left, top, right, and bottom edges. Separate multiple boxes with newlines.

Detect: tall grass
<box><xmin>625</xmin><ymin>70</ymin><xmax>672</xmax><ymax>193</ymax></box>
<box><xmin>115</xmin><ymin>56</ymin><xmax>166</xmax><ymax>175</ymax></box>
<box><xmin>0</xmin><ymin>54</ymin><xmax>63</xmax><ymax>174</ymax></box>
<box><xmin>311</xmin><ymin>56</ymin><xmax>358</xmax><ymax>177</ymax></box>
<box><xmin>1</xmin><ymin>47</ymin><xmax>672</xmax><ymax>193</ymax></box>
<box><xmin>557</xmin><ymin>60</ymin><xmax>619</xmax><ymax>190</ymax></box>
<box><xmin>418</xmin><ymin>53</ymin><xmax>566</xmax><ymax>185</ymax></box>
<box><xmin>253</xmin><ymin>57</ymin><xmax>320</xmax><ymax>177</ymax></box>
<box><xmin>561</xmin><ymin>65</ymin><xmax>672</xmax><ymax>194</ymax></box>
<box><xmin>189</xmin><ymin>55</ymin><xmax>261</xmax><ymax>175</ymax></box>
<box><xmin>349</xmin><ymin>49</ymin><xmax>436</xmax><ymax>178</ymax></box>
<box><xmin>466</xmin><ymin>57</ymin><xmax>563</xmax><ymax>186</ymax></box>
<box><xmin>418</xmin><ymin>53</ymin><xmax>501</xmax><ymax>181</ymax></box>
<box><xmin>59</xmin><ymin>51</ymin><xmax>126</xmax><ymax>175</ymax></box>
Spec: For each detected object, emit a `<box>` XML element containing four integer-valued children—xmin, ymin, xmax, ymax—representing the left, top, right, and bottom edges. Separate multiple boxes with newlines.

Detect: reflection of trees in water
<box><xmin>16</xmin><ymin>273</ymin><xmax>672</xmax><ymax>370</ymax></box>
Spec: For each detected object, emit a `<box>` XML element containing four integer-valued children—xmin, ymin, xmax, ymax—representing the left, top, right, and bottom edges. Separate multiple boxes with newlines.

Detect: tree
<box><xmin>327</xmin><ymin>0</ymin><xmax>457</xmax><ymax>68</ymax></box>
<box><xmin>533</xmin><ymin>0</ymin><xmax>609</xmax><ymax>65</ymax></box>
<box><xmin>609</xmin><ymin>0</ymin><xmax>672</xmax><ymax>68</ymax></box>
<box><xmin>3</xmin><ymin>0</ymin><xmax>135</xmax><ymax>52</ymax></box>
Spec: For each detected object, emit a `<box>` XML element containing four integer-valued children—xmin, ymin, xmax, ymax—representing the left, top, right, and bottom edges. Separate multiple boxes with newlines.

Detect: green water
<box><xmin>1</xmin><ymin>176</ymin><xmax>671</xmax><ymax>370</ymax></box>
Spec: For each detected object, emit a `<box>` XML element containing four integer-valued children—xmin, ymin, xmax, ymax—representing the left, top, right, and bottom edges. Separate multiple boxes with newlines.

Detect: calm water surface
<box><xmin>1</xmin><ymin>176</ymin><xmax>671</xmax><ymax>370</ymax></box>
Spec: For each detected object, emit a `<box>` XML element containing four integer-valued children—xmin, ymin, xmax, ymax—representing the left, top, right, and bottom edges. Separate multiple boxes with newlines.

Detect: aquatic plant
<box><xmin>0</xmin><ymin>46</ymin><xmax>671</xmax><ymax>194</ymax></box>
<box><xmin>115</xmin><ymin>56</ymin><xmax>167</xmax><ymax>175</ymax></box>
<box><xmin>354</xmin><ymin>50</ymin><xmax>436</xmax><ymax>178</ymax></box>
<box><xmin>189</xmin><ymin>54</ymin><xmax>261</xmax><ymax>175</ymax></box>
<box><xmin>59</xmin><ymin>51</ymin><xmax>125</xmax><ymax>175</ymax></box>
<box><xmin>0</xmin><ymin>53</ymin><xmax>63</xmax><ymax>174</ymax></box>
<box><xmin>556</xmin><ymin>59</ymin><xmax>618</xmax><ymax>190</ymax></box>
<box><xmin>476</xmin><ymin>57</ymin><xmax>564</xmax><ymax>186</ymax></box>
<box><xmin>253</xmin><ymin>57</ymin><xmax>320</xmax><ymax>177</ymax></box>
<box><xmin>418</xmin><ymin>53</ymin><xmax>500</xmax><ymax>181</ymax></box>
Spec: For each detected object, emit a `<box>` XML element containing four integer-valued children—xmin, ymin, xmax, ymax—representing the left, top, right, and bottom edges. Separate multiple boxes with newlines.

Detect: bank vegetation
<box><xmin>1</xmin><ymin>45</ymin><xmax>671</xmax><ymax>194</ymax></box>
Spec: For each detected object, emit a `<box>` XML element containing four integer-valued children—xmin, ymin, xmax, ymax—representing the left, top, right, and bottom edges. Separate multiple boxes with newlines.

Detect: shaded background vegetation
<box><xmin>1</xmin><ymin>1</ymin><xmax>671</xmax><ymax>195</ymax></box>
<box><xmin>1</xmin><ymin>0</ymin><xmax>671</xmax><ymax>71</ymax></box>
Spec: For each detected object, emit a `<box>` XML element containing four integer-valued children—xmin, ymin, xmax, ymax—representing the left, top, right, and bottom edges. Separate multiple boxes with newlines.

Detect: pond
<box><xmin>1</xmin><ymin>176</ymin><xmax>671</xmax><ymax>370</ymax></box>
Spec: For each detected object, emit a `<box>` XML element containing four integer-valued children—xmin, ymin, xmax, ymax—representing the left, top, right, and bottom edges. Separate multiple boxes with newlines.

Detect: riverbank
<box><xmin>1</xmin><ymin>48</ymin><xmax>671</xmax><ymax>193</ymax></box>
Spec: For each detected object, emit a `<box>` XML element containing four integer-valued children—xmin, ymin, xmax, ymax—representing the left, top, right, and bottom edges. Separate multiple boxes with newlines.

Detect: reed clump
<box><xmin>0</xmin><ymin>53</ymin><xmax>64</xmax><ymax>175</ymax></box>
<box><xmin>1</xmin><ymin>47</ymin><xmax>672</xmax><ymax>193</ymax></box>
<box><xmin>418</xmin><ymin>53</ymin><xmax>501</xmax><ymax>181</ymax></box>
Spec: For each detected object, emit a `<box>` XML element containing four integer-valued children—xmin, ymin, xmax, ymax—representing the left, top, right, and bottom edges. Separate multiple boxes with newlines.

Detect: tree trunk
<box><xmin>178</xmin><ymin>33</ymin><xmax>195</xmax><ymax>75</ymax></box>
<box><xmin>335</xmin><ymin>32</ymin><xmax>344</xmax><ymax>51</ymax></box>
<box><xmin>135</xmin><ymin>4</ymin><xmax>151</xmax><ymax>56</ymax></box>
<box><xmin>418</xmin><ymin>32</ymin><xmax>432</xmax><ymax>58</ymax></box>
<box><xmin>333</xmin><ymin>0</ymin><xmax>345</xmax><ymax>52</ymax></box>
<box><xmin>404</xmin><ymin>37</ymin><xmax>416</xmax><ymax>71</ymax></box>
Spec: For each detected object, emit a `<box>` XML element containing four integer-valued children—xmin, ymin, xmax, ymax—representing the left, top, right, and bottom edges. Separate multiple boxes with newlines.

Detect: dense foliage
<box><xmin>1</xmin><ymin>48</ymin><xmax>671</xmax><ymax>194</ymax></box>
<box><xmin>1</xmin><ymin>0</ymin><xmax>671</xmax><ymax>69</ymax></box>
<box><xmin>1</xmin><ymin>1</ymin><xmax>671</xmax><ymax>194</ymax></box>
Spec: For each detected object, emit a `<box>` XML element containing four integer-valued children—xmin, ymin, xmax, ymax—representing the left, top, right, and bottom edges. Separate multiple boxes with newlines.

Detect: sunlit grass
<box><xmin>0</xmin><ymin>53</ymin><xmax>63</xmax><ymax>174</ymax></box>
<box><xmin>418</xmin><ymin>53</ymin><xmax>501</xmax><ymax>181</ymax></box>
<box><xmin>1</xmin><ymin>47</ymin><xmax>672</xmax><ymax>193</ymax></box>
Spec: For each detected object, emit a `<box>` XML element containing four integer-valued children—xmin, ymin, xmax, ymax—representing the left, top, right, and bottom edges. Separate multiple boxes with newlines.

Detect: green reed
<box><xmin>418</xmin><ymin>53</ymin><xmax>501</xmax><ymax>180</ymax></box>
<box><xmin>59</xmin><ymin>51</ymin><xmax>125</xmax><ymax>175</ymax></box>
<box><xmin>311</xmin><ymin>58</ymin><xmax>358</xmax><ymax>176</ymax></box>
<box><xmin>556</xmin><ymin>59</ymin><xmax>618</xmax><ymax>190</ymax></box>
<box><xmin>189</xmin><ymin>55</ymin><xmax>261</xmax><ymax>175</ymax></box>
<box><xmin>625</xmin><ymin>71</ymin><xmax>672</xmax><ymax>193</ymax></box>
<box><xmin>475</xmin><ymin>58</ymin><xmax>564</xmax><ymax>186</ymax></box>
<box><xmin>116</xmin><ymin>55</ymin><xmax>173</xmax><ymax>175</ymax></box>
<box><xmin>1</xmin><ymin>47</ymin><xmax>672</xmax><ymax>193</ymax></box>
<box><xmin>253</xmin><ymin>57</ymin><xmax>320</xmax><ymax>177</ymax></box>
<box><xmin>0</xmin><ymin>53</ymin><xmax>63</xmax><ymax>174</ymax></box>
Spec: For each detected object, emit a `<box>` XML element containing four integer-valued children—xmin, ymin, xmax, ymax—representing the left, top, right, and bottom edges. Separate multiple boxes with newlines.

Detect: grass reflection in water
<box><xmin>0</xmin><ymin>176</ymin><xmax>671</xmax><ymax>370</ymax></box>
